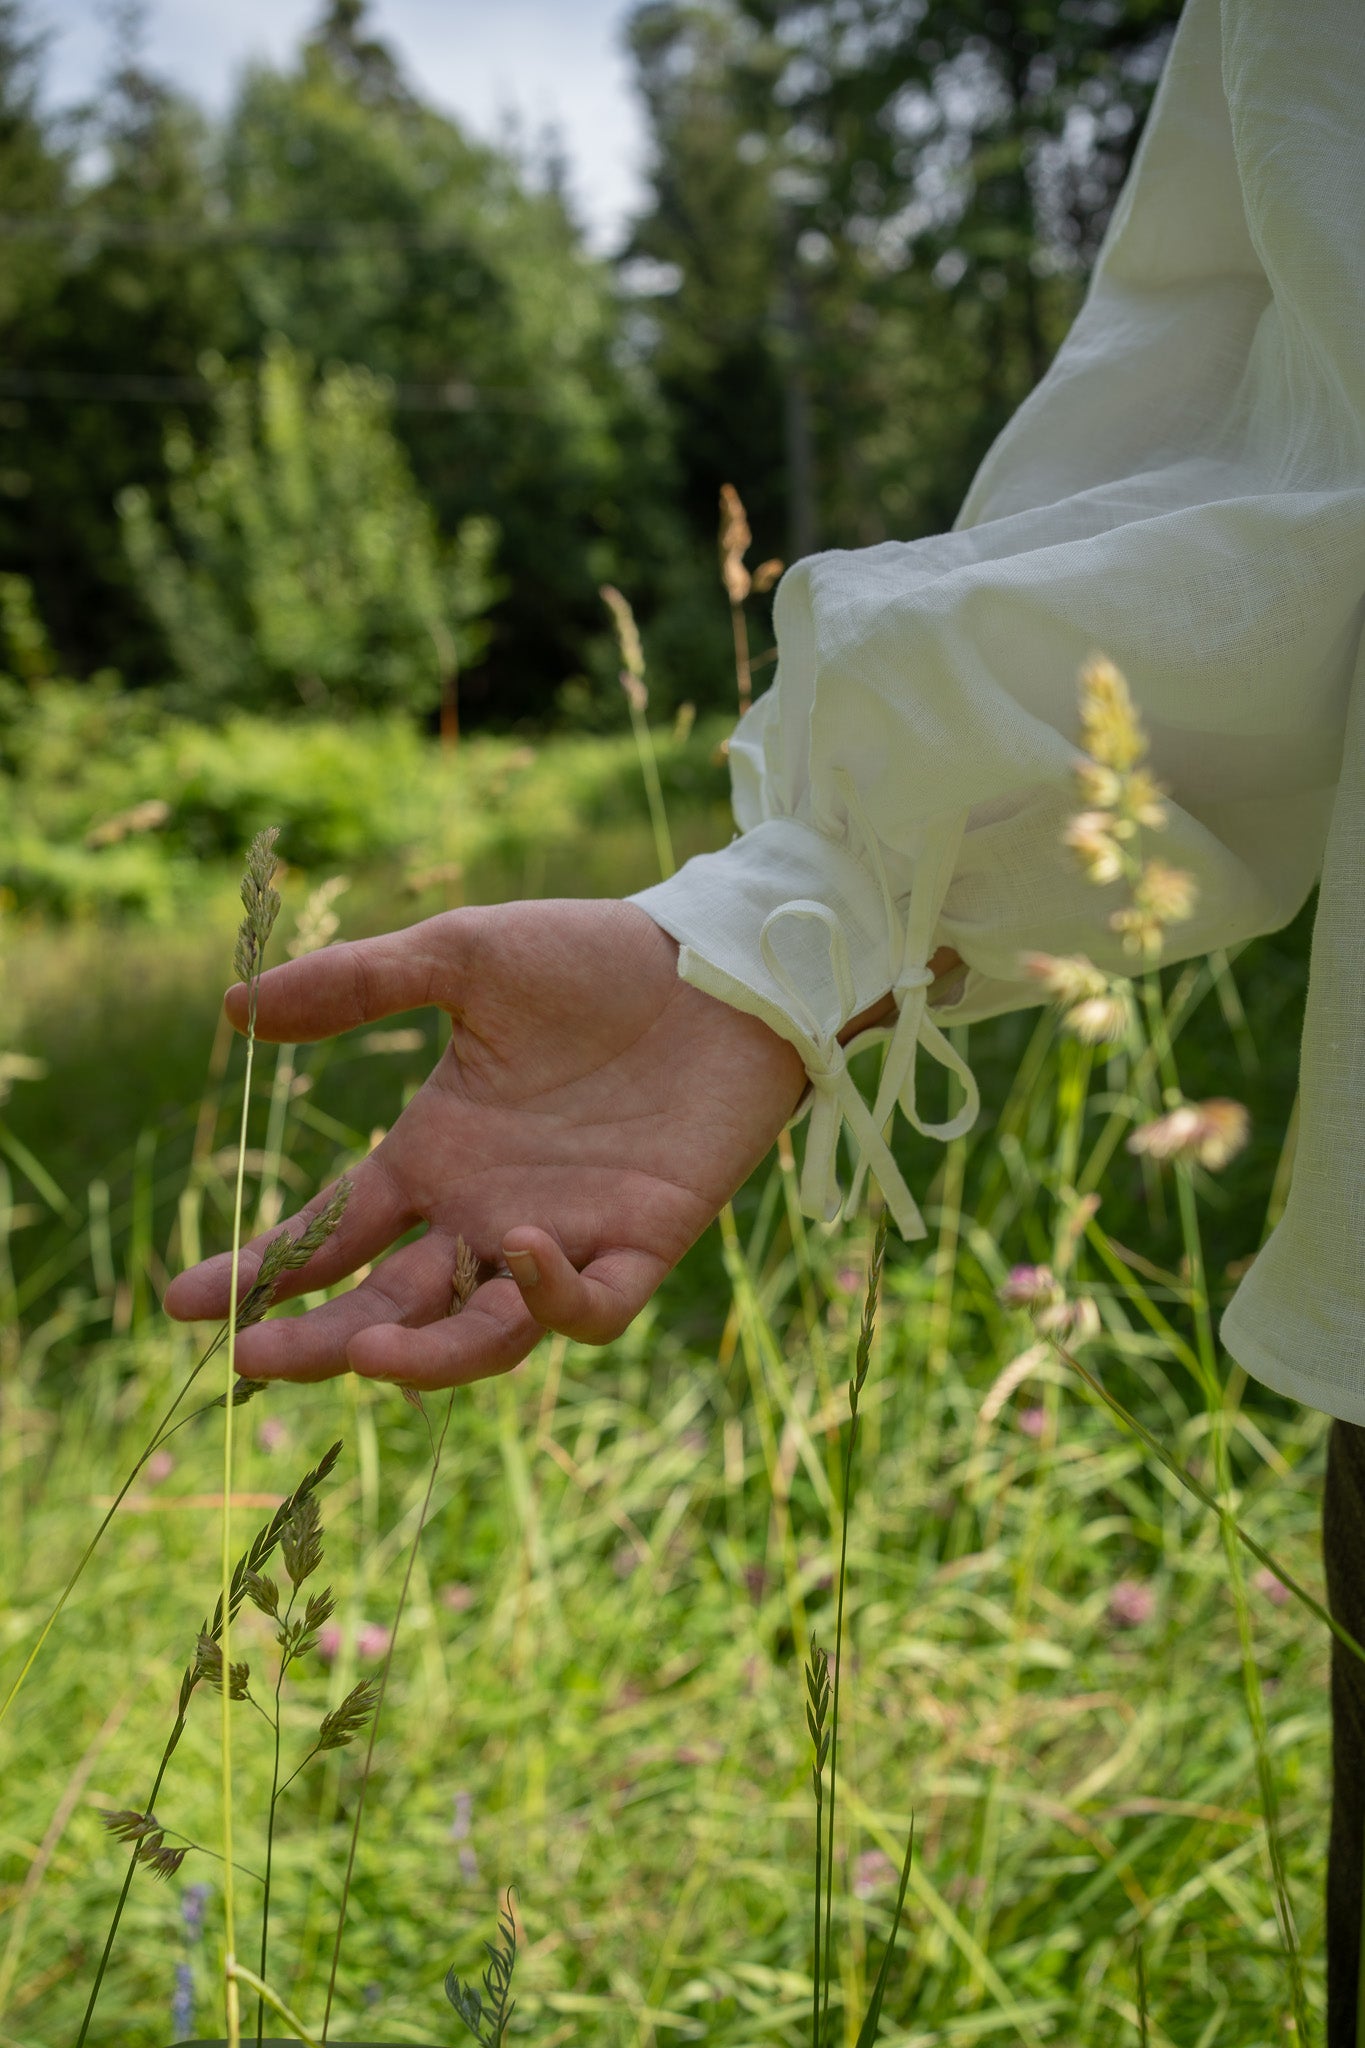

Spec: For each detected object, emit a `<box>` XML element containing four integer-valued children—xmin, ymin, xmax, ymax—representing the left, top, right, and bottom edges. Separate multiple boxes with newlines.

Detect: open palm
<box><xmin>164</xmin><ymin>898</ymin><xmax>806</xmax><ymax>1388</ymax></box>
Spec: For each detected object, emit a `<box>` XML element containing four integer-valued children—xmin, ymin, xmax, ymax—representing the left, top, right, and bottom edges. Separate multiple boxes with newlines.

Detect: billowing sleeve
<box><xmin>630</xmin><ymin>0</ymin><xmax>1365</xmax><ymax>1389</ymax></box>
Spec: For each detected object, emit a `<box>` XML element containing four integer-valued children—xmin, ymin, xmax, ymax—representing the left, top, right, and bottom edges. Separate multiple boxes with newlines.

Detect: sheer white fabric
<box><xmin>631</xmin><ymin>0</ymin><xmax>1365</xmax><ymax>1416</ymax></box>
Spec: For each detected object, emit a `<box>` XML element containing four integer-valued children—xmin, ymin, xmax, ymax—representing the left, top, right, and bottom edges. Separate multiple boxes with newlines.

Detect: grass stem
<box><xmin>257</xmin><ymin>1583</ymin><xmax>297</xmax><ymax>2047</ymax></box>
<box><xmin>220</xmin><ymin>1009</ymin><xmax>256</xmax><ymax>2048</ymax></box>
<box><xmin>321</xmin><ymin>1389</ymin><xmax>457</xmax><ymax>2040</ymax></box>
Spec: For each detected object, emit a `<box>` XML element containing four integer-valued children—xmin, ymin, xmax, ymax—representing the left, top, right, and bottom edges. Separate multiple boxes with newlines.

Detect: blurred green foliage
<box><xmin>0</xmin><ymin>652</ymin><xmax>732</xmax><ymax>921</ymax></box>
<box><xmin>0</xmin><ymin>0</ymin><xmax>1182</xmax><ymax>725</ymax></box>
<box><xmin>118</xmin><ymin>339</ymin><xmax>499</xmax><ymax>718</ymax></box>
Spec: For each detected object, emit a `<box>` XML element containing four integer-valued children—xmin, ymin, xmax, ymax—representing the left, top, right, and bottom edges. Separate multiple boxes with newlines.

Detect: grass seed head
<box><xmin>234</xmin><ymin>1178</ymin><xmax>353</xmax><ymax>1330</ymax></box>
<box><xmin>245</xmin><ymin>1569</ymin><xmax>280</xmax><ymax>1618</ymax></box>
<box><xmin>316</xmin><ymin>1678</ymin><xmax>382</xmax><ymax>1753</ymax></box>
<box><xmin>1078</xmin><ymin>655</ymin><xmax>1145</xmax><ymax>772</ymax></box>
<box><xmin>281</xmin><ymin>1490</ymin><xmax>324</xmax><ymax>1586</ymax></box>
<box><xmin>600</xmin><ymin>584</ymin><xmax>647</xmax><ymax>711</ymax></box>
<box><xmin>194</xmin><ymin>1633</ymin><xmax>251</xmax><ymax>1698</ymax></box>
<box><xmin>100</xmin><ymin>1808</ymin><xmax>160</xmax><ymax>1844</ymax></box>
<box><xmin>718</xmin><ymin>483</ymin><xmax>753</xmax><ymax>604</ymax></box>
<box><xmin>142</xmin><ymin>1841</ymin><xmax>189</xmax><ymax>1881</ymax></box>
<box><xmin>1135</xmin><ymin>857</ymin><xmax>1197</xmax><ymax>925</ymax></box>
<box><xmin>288</xmin><ymin>873</ymin><xmax>350</xmax><ymax>959</ymax></box>
<box><xmin>209</xmin><ymin>1373</ymin><xmax>269</xmax><ymax>1408</ymax></box>
<box><xmin>850</xmin><ymin>1213</ymin><xmax>887</xmax><ymax>1412</ymax></box>
<box><xmin>1064</xmin><ymin>810</ymin><xmax>1125</xmax><ymax>886</ymax></box>
<box><xmin>233</xmin><ymin>825</ymin><xmax>282</xmax><ymax>984</ymax></box>
<box><xmin>293</xmin><ymin>1586</ymin><xmax>336</xmax><ymax>1657</ymax></box>
<box><xmin>452</xmin><ymin>1235</ymin><xmax>480</xmax><ymax>1313</ymax></box>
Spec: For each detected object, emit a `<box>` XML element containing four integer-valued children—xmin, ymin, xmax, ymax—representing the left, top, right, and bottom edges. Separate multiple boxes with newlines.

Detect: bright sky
<box><xmin>32</xmin><ymin>0</ymin><xmax>649</xmax><ymax>252</ymax></box>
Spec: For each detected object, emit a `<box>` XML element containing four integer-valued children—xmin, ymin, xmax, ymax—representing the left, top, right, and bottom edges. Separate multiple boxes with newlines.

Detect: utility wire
<box><xmin>0</xmin><ymin>214</ymin><xmax>520</xmax><ymax>251</ymax></box>
<box><xmin>0</xmin><ymin>367</ymin><xmax>543</xmax><ymax>412</ymax></box>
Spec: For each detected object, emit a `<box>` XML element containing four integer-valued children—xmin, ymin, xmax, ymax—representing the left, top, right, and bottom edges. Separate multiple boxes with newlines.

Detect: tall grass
<box><xmin>0</xmin><ymin>522</ymin><xmax>1336</xmax><ymax>2042</ymax></box>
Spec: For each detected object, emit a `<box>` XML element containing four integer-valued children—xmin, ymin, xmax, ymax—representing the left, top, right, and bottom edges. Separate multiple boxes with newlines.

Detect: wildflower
<box><xmin>1254</xmin><ymin>1566</ymin><xmax>1291</xmax><ymax>1610</ymax></box>
<box><xmin>1127</xmin><ymin>1098</ymin><xmax>1250</xmax><ymax>1170</ymax></box>
<box><xmin>1063</xmin><ymin>991</ymin><xmax>1133</xmax><ymax>1046</ymax></box>
<box><xmin>449</xmin><ymin>1796</ymin><xmax>483</xmax><ymax>1882</ymax></box>
<box><xmin>181</xmin><ymin>1881</ymin><xmax>211</xmax><ymax>1937</ymax></box>
<box><xmin>441</xmin><ymin>1582</ymin><xmax>475</xmax><ymax>1612</ymax></box>
<box><xmin>257</xmin><ymin>1416</ymin><xmax>289</xmax><ymax>1454</ymax></box>
<box><xmin>997</xmin><ymin>1264</ymin><xmax>1056</xmax><ymax>1310</ymax></box>
<box><xmin>1035</xmin><ymin>1293</ymin><xmax>1101</xmax><ymax>1346</ymax></box>
<box><xmin>171</xmin><ymin>1959</ymin><xmax>195</xmax><ymax>2039</ymax></box>
<box><xmin>1064</xmin><ymin>810</ymin><xmax>1126</xmax><ymax>886</ymax></box>
<box><xmin>315</xmin><ymin>1623</ymin><xmax>343</xmax><ymax>1664</ymax></box>
<box><xmin>145</xmin><ymin>1448</ymin><xmax>174</xmax><ymax>1486</ymax></box>
<box><xmin>852</xmin><ymin>1848</ymin><xmax>900</xmax><ymax>1899</ymax></box>
<box><xmin>356</xmin><ymin>1622</ymin><xmax>391</xmax><ymax>1660</ymax></box>
<box><xmin>1018</xmin><ymin>1405</ymin><xmax>1047</xmax><ymax>1439</ymax></box>
<box><xmin>1108</xmin><ymin>1579</ymin><xmax>1156</xmax><ymax>1628</ymax></box>
<box><xmin>1078</xmin><ymin>655</ymin><xmax>1146</xmax><ymax>772</ymax></box>
<box><xmin>1021</xmin><ymin>952</ymin><xmax>1108</xmax><ymax>1004</ymax></box>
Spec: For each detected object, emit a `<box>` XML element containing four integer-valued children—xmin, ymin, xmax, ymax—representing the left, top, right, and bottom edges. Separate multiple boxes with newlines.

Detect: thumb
<box><xmin>501</xmin><ymin>1228</ymin><xmax>668</xmax><ymax>1346</ymax></box>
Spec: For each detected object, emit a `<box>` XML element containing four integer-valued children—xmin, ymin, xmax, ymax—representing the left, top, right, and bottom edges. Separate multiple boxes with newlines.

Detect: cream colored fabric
<box><xmin>631</xmin><ymin>0</ymin><xmax>1365</xmax><ymax>1415</ymax></box>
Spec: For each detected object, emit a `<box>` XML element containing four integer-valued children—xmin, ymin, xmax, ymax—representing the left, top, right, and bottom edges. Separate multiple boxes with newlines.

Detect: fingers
<box><xmin>162</xmin><ymin>1162</ymin><xmax>412</xmax><ymax>1323</ymax></box>
<box><xmin>223</xmin><ymin>910</ymin><xmax>483</xmax><ymax>1043</ymax></box>
<box><xmin>345</xmin><ymin>1235</ymin><xmax>665</xmax><ymax>1391</ymax></box>
<box><xmin>348</xmin><ymin>1276</ymin><xmax>541</xmax><ymax>1390</ymax></box>
<box><xmin>230</xmin><ymin>1229</ymin><xmax>464</xmax><ymax>1383</ymax></box>
<box><xmin>501</xmin><ymin>1228</ymin><xmax>667</xmax><ymax>1345</ymax></box>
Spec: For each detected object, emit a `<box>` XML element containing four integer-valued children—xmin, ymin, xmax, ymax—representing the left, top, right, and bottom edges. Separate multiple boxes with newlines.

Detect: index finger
<box><xmin>225</xmin><ymin>908</ymin><xmax>487</xmax><ymax>1043</ymax></box>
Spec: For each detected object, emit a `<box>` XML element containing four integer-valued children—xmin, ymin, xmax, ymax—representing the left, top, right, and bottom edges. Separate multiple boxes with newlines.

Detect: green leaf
<box><xmin>853</xmin><ymin>1817</ymin><xmax>914</xmax><ymax>2048</ymax></box>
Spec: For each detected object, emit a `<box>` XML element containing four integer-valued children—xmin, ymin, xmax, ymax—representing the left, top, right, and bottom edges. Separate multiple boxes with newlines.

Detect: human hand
<box><xmin>163</xmin><ymin>899</ymin><xmax>806</xmax><ymax>1390</ymax></box>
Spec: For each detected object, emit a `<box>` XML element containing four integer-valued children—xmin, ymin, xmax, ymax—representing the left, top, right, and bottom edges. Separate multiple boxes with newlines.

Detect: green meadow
<box><xmin>0</xmin><ymin>713</ymin><xmax>1332</xmax><ymax>2047</ymax></box>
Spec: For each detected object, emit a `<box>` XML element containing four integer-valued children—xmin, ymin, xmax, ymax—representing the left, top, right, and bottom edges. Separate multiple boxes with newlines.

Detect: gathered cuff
<box><xmin>630</xmin><ymin>808</ymin><xmax>979</xmax><ymax>1241</ymax></box>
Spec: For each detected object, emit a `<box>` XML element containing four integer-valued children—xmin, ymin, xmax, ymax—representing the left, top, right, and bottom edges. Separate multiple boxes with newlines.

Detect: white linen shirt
<box><xmin>631</xmin><ymin>0</ymin><xmax>1365</xmax><ymax>1422</ymax></box>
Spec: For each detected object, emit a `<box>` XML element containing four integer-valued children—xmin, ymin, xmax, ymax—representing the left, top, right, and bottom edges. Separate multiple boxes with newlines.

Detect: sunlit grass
<box><xmin>0</xmin><ymin>1115</ymin><xmax>1331</xmax><ymax>2043</ymax></box>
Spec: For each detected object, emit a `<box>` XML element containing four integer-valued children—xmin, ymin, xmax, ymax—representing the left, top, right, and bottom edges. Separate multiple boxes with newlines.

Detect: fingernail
<box><xmin>505</xmin><ymin>1249</ymin><xmax>540</xmax><ymax>1289</ymax></box>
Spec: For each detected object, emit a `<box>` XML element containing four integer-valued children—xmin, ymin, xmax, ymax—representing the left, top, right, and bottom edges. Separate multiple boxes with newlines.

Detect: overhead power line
<box><xmin>0</xmin><ymin>367</ymin><xmax>544</xmax><ymax>412</ymax></box>
<box><xmin>0</xmin><ymin>214</ymin><xmax>510</xmax><ymax>252</ymax></box>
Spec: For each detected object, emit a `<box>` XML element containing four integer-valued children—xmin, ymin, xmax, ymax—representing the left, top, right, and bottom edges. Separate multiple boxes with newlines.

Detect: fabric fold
<box><xmin>632</xmin><ymin>807</ymin><xmax>980</xmax><ymax>1239</ymax></box>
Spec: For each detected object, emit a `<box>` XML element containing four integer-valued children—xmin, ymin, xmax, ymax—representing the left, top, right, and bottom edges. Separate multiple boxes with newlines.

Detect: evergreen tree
<box><xmin>624</xmin><ymin>0</ymin><xmax>1182</xmax><ymax>565</ymax></box>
